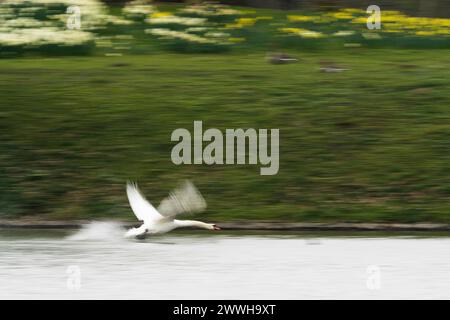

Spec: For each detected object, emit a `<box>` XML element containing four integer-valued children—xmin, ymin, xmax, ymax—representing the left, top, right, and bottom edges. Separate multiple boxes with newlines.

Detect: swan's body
<box><xmin>125</xmin><ymin>181</ymin><xmax>219</xmax><ymax>238</ymax></box>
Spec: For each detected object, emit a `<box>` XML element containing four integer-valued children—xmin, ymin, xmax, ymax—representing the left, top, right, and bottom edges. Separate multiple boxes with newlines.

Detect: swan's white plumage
<box><xmin>124</xmin><ymin>224</ymin><xmax>147</xmax><ymax>238</ymax></box>
<box><xmin>126</xmin><ymin>182</ymin><xmax>162</xmax><ymax>223</ymax></box>
<box><xmin>125</xmin><ymin>181</ymin><xmax>217</xmax><ymax>238</ymax></box>
<box><xmin>157</xmin><ymin>180</ymin><xmax>207</xmax><ymax>218</ymax></box>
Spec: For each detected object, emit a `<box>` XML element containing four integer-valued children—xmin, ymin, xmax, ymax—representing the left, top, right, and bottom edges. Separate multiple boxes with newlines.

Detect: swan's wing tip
<box><xmin>126</xmin><ymin>180</ymin><xmax>137</xmax><ymax>187</ymax></box>
<box><xmin>126</xmin><ymin>181</ymin><xmax>141</xmax><ymax>194</ymax></box>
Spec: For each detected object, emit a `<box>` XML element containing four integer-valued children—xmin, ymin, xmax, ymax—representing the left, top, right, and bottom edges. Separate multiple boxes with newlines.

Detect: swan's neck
<box><xmin>174</xmin><ymin>219</ymin><xmax>211</xmax><ymax>230</ymax></box>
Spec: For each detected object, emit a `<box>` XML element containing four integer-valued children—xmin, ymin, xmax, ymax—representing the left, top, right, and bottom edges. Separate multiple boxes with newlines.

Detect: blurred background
<box><xmin>0</xmin><ymin>0</ymin><xmax>449</xmax><ymax>224</ymax></box>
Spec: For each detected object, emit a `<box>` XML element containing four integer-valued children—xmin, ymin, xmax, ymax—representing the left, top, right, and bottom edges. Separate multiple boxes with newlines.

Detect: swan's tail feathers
<box><xmin>124</xmin><ymin>226</ymin><xmax>146</xmax><ymax>238</ymax></box>
<box><xmin>157</xmin><ymin>180</ymin><xmax>207</xmax><ymax>218</ymax></box>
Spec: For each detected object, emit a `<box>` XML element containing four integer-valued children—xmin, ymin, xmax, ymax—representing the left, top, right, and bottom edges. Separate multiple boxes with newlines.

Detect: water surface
<box><xmin>1</xmin><ymin>223</ymin><xmax>450</xmax><ymax>299</ymax></box>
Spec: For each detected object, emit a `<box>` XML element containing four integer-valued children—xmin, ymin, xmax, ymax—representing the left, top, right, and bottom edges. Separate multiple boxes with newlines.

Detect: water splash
<box><xmin>66</xmin><ymin>221</ymin><xmax>125</xmax><ymax>241</ymax></box>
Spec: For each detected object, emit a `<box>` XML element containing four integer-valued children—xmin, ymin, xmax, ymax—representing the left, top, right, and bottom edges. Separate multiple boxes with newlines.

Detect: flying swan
<box><xmin>125</xmin><ymin>181</ymin><xmax>220</xmax><ymax>238</ymax></box>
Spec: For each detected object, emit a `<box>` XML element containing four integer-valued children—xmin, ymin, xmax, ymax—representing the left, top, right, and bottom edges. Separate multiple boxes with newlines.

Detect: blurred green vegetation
<box><xmin>89</xmin><ymin>4</ymin><xmax>450</xmax><ymax>54</ymax></box>
<box><xmin>1</xmin><ymin>2</ymin><xmax>449</xmax><ymax>58</ymax></box>
<box><xmin>0</xmin><ymin>49</ymin><xmax>449</xmax><ymax>222</ymax></box>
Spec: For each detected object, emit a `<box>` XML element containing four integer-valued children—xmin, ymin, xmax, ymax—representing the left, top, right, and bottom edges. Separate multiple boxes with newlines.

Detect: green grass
<box><xmin>0</xmin><ymin>48</ymin><xmax>449</xmax><ymax>222</ymax></box>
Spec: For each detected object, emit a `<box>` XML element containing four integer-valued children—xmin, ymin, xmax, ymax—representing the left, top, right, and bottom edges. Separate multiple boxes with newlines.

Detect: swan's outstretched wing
<box><xmin>157</xmin><ymin>180</ymin><xmax>207</xmax><ymax>218</ymax></box>
<box><xmin>126</xmin><ymin>181</ymin><xmax>163</xmax><ymax>223</ymax></box>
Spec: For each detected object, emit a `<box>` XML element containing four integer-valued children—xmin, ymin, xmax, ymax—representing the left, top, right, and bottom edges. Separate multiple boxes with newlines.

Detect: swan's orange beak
<box><xmin>213</xmin><ymin>224</ymin><xmax>221</xmax><ymax>231</ymax></box>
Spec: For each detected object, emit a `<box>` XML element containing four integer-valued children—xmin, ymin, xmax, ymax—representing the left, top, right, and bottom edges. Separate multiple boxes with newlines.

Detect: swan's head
<box><xmin>210</xmin><ymin>224</ymin><xmax>221</xmax><ymax>231</ymax></box>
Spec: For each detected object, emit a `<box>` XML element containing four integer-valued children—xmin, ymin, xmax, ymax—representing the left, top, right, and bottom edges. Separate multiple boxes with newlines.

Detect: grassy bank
<box><xmin>0</xmin><ymin>49</ymin><xmax>449</xmax><ymax>222</ymax></box>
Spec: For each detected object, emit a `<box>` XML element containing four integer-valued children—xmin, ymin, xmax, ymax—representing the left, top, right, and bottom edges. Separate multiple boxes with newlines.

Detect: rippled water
<box><xmin>1</xmin><ymin>222</ymin><xmax>450</xmax><ymax>299</ymax></box>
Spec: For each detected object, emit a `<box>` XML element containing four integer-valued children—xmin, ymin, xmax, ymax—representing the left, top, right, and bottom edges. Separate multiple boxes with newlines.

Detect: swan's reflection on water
<box><xmin>1</xmin><ymin>226</ymin><xmax>450</xmax><ymax>299</ymax></box>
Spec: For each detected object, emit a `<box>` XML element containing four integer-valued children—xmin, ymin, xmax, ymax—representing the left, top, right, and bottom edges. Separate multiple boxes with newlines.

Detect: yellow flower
<box><xmin>150</xmin><ymin>12</ymin><xmax>172</xmax><ymax>19</ymax></box>
<box><xmin>435</xmin><ymin>29</ymin><xmax>450</xmax><ymax>35</ymax></box>
<box><xmin>287</xmin><ymin>15</ymin><xmax>315</xmax><ymax>22</ymax></box>
<box><xmin>279</xmin><ymin>27</ymin><xmax>324</xmax><ymax>38</ymax></box>
<box><xmin>415</xmin><ymin>31</ymin><xmax>437</xmax><ymax>36</ymax></box>
<box><xmin>351</xmin><ymin>17</ymin><xmax>367</xmax><ymax>24</ymax></box>
<box><xmin>430</xmin><ymin>18</ymin><xmax>450</xmax><ymax>27</ymax></box>
<box><xmin>225</xmin><ymin>17</ymin><xmax>257</xmax><ymax>29</ymax></box>
<box><xmin>383</xmin><ymin>10</ymin><xmax>404</xmax><ymax>16</ymax></box>
<box><xmin>383</xmin><ymin>29</ymin><xmax>403</xmax><ymax>33</ymax></box>
<box><xmin>280</xmin><ymin>27</ymin><xmax>301</xmax><ymax>33</ymax></box>
<box><xmin>326</xmin><ymin>12</ymin><xmax>353</xmax><ymax>20</ymax></box>
<box><xmin>237</xmin><ymin>18</ymin><xmax>257</xmax><ymax>26</ymax></box>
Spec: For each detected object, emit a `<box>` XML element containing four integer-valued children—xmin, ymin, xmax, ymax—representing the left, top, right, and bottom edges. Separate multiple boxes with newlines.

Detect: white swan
<box><xmin>125</xmin><ymin>181</ymin><xmax>220</xmax><ymax>238</ymax></box>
